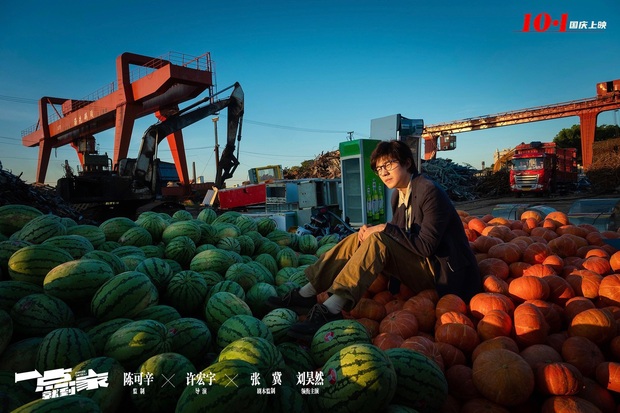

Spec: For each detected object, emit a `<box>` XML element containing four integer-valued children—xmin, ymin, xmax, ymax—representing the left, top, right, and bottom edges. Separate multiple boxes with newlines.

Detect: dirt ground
<box><xmin>453</xmin><ymin>191</ymin><xmax>619</xmax><ymax>218</ymax></box>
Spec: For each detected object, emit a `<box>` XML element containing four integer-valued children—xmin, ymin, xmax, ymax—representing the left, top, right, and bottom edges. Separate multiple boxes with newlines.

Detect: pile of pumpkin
<box><xmin>342</xmin><ymin>210</ymin><xmax>620</xmax><ymax>413</ymax></box>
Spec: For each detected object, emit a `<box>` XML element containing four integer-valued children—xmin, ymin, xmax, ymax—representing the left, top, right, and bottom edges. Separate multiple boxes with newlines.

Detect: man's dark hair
<box><xmin>370</xmin><ymin>140</ymin><xmax>418</xmax><ymax>174</ymax></box>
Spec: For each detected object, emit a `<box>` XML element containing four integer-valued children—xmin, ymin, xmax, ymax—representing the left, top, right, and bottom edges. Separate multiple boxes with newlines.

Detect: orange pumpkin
<box><xmin>434</xmin><ymin>341</ymin><xmax>466</xmax><ymax>369</ymax></box>
<box><xmin>513</xmin><ymin>302</ymin><xmax>550</xmax><ymax>347</ymax></box>
<box><xmin>469</xmin><ymin>292</ymin><xmax>515</xmax><ymax>319</ymax></box>
<box><xmin>565</xmin><ymin>269</ymin><xmax>603</xmax><ymax>300</ymax></box>
<box><xmin>472</xmin><ymin>235</ymin><xmax>503</xmax><ymax>253</ymax></box>
<box><xmin>445</xmin><ymin>364</ymin><xmax>481</xmax><ymax>401</ymax></box>
<box><xmin>547</xmin><ymin>235</ymin><xmax>579</xmax><ymax>258</ymax></box>
<box><xmin>436</xmin><ymin>310</ymin><xmax>475</xmax><ymax>329</ymax></box>
<box><xmin>367</xmin><ymin>273</ymin><xmax>389</xmax><ymax>294</ymax></box>
<box><xmin>526</xmin><ymin>299</ymin><xmax>563</xmax><ymax>333</ymax></box>
<box><xmin>400</xmin><ymin>335</ymin><xmax>444</xmax><ymax>370</ymax></box>
<box><xmin>378</xmin><ymin>309</ymin><xmax>418</xmax><ymax>339</ymax></box>
<box><xmin>536</xmin><ymin>362</ymin><xmax>583</xmax><ymax>396</ymax></box>
<box><xmin>508</xmin><ymin>275</ymin><xmax>550</xmax><ymax>302</ymax></box>
<box><xmin>435</xmin><ymin>293</ymin><xmax>467</xmax><ymax>318</ymax></box>
<box><xmin>468</xmin><ymin>217</ymin><xmax>488</xmax><ymax>235</ymax></box>
<box><xmin>543</xmin><ymin>275</ymin><xmax>575</xmax><ymax>307</ymax></box>
<box><xmin>478</xmin><ymin>257</ymin><xmax>510</xmax><ymax>280</ymax></box>
<box><xmin>556</xmin><ymin>224</ymin><xmax>589</xmax><ymax>238</ymax></box>
<box><xmin>460</xmin><ymin>398</ymin><xmax>513</xmax><ymax>413</ymax></box>
<box><xmin>564</xmin><ymin>296</ymin><xmax>596</xmax><ymax>322</ymax></box>
<box><xmin>435</xmin><ymin>322</ymin><xmax>480</xmax><ymax>353</ymax></box>
<box><xmin>482</xmin><ymin>274</ymin><xmax>510</xmax><ymax>295</ymax></box>
<box><xmin>522</xmin><ymin>242</ymin><xmax>552</xmax><ymax>265</ymax></box>
<box><xmin>540</xmin><ymin>396</ymin><xmax>603</xmax><ymax>413</ymax></box>
<box><xmin>530</xmin><ymin>227</ymin><xmax>559</xmax><ymax>242</ymax></box>
<box><xmin>569</xmin><ymin>307</ymin><xmax>616</xmax><ymax>345</ymax></box>
<box><xmin>561</xmin><ymin>335</ymin><xmax>605</xmax><ymax>377</ymax></box>
<box><xmin>372</xmin><ymin>332</ymin><xmax>404</xmax><ymax>350</ymax></box>
<box><xmin>598</xmin><ymin>274</ymin><xmax>620</xmax><ymax>307</ymax></box>
<box><xmin>519</xmin><ymin>343</ymin><xmax>563</xmax><ymax>370</ymax></box>
<box><xmin>487</xmin><ymin>243</ymin><xmax>522</xmax><ymax>264</ymax></box>
<box><xmin>581</xmin><ymin>256</ymin><xmax>612</xmax><ymax>276</ymax></box>
<box><xmin>609</xmin><ymin>251</ymin><xmax>620</xmax><ymax>272</ymax></box>
<box><xmin>522</xmin><ymin>263</ymin><xmax>556</xmax><ymax>278</ymax></box>
<box><xmin>471</xmin><ymin>349</ymin><xmax>535</xmax><ymax>407</ymax></box>
<box><xmin>521</xmin><ymin>210</ymin><xmax>543</xmax><ymax>222</ymax></box>
<box><xmin>542</xmin><ymin>254</ymin><xmax>564</xmax><ymax>273</ymax></box>
<box><xmin>416</xmin><ymin>288</ymin><xmax>439</xmax><ymax>304</ymax></box>
<box><xmin>546</xmin><ymin>211</ymin><xmax>570</xmax><ymax>227</ymax></box>
<box><xmin>350</xmin><ymin>297</ymin><xmax>387</xmax><ymax>321</ymax></box>
<box><xmin>477</xmin><ymin>309</ymin><xmax>513</xmax><ymax>341</ymax></box>
<box><xmin>383</xmin><ymin>298</ymin><xmax>405</xmax><ymax>314</ymax></box>
<box><xmin>402</xmin><ymin>295</ymin><xmax>436</xmax><ymax>333</ymax></box>
<box><xmin>355</xmin><ymin>317</ymin><xmax>379</xmax><ymax>338</ymax></box>
<box><xmin>372</xmin><ymin>290</ymin><xmax>394</xmax><ymax>305</ymax></box>
<box><xmin>471</xmin><ymin>336</ymin><xmax>520</xmax><ymax>362</ymax></box>
<box><xmin>578</xmin><ymin>377</ymin><xmax>617</xmax><ymax>413</ymax></box>
<box><xmin>582</xmin><ymin>246</ymin><xmax>610</xmax><ymax>259</ymax></box>
<box><xmin>595</xmin><ymin>361</ymin><xmax>620</xmax><ymax>393</ymax></box>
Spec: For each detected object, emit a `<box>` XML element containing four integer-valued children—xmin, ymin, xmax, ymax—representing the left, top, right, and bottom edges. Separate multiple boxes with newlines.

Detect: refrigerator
<box><xmin>340</xmin><ymin>139</ymin><xmax>386</xmax><ymax>227</ymax></box>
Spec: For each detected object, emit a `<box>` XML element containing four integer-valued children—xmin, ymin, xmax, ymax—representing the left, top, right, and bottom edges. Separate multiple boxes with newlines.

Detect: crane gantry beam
<box><xmin>422</xmin><ymin>87</ymin><xmax>620</xmax><ymax>168</ymax></box>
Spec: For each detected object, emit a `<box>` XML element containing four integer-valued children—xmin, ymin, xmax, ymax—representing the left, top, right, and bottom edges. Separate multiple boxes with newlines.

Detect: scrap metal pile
<box><xmin>283</xmin><ymin>150</ymin><xmax>341</xmax><ymax>180</ymax></box>
<box><xmin>0</xmin><ymin>163</ymin><xmax>86</xmax><ymax>222</ymax></box>
<box><xmin>586</xmin><ymin>138</ymin><xmax>620</xmax><ymax>192</ymax></box>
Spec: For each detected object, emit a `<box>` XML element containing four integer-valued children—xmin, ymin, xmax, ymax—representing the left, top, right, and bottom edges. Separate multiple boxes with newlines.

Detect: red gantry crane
<box><xmin>423</xmin><ymin>79</ymin><xmax>620</xmax><ymax>168</ymax></box>
<box><xmin>21</xmin><ymin>51</ymin><xmax>215</xmax><ymax>188</ymax></box>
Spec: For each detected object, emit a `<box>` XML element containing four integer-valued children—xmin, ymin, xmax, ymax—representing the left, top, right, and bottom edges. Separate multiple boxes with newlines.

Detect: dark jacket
<box><xmin>383</xmin><ymin>172</ymin><xmax>481</xmax><ymax>302</ymax></box>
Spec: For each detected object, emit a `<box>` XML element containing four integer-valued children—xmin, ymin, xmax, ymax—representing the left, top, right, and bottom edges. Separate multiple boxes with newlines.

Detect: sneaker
<box><xmin>265</xmin><ymin>288</ymin><xmax>316</xmax><ymax>315</ymax></box>
<box><xmin>287</xmin><ymin>304</ymin><xmax>343</xmax><ymax>340</ymax></box>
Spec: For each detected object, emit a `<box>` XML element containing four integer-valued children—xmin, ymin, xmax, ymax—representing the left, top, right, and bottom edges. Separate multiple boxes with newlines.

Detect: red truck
<box><xmin>509</xmin><ymin>141</ymin><xmax>577</xmax><ymax>195</ymax></box>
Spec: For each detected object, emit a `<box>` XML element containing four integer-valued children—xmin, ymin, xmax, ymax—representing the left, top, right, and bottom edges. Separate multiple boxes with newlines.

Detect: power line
<box><xmin>0</xmin><ymin>95</ymin><xmax>38</xmax><ymax>104</ymax></box>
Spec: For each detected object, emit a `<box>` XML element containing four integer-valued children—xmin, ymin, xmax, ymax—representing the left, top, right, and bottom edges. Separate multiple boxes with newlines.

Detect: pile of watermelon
<box><xmin>0</xmin><ymin>204</ymin><xmax>444</xmax><ymax>413</ymax></box>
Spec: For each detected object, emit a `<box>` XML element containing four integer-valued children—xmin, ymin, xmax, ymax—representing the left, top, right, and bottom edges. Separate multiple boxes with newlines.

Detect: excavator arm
<box><xmin>133</xmin><ymin>82</ymin><xmax>244</xmax><ymax>190</ymax></box>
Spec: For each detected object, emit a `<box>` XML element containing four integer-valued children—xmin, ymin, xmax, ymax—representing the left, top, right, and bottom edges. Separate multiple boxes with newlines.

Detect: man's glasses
<box><xmin>374</xmin><ymin>160</ymin><xmax>399</xmax><ymax>175</ymax></box>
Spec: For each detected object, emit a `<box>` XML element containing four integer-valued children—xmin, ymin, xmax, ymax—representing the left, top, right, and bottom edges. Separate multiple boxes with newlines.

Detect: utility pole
<box><xmin>213</xmin><ymin>117</ymin><xmax>220</xmax><ymax>177</ymax></box>
<box><xmin>347</xmin><ymin>131</ymin><xmax>354</xmax><ymax>141</ymax></box>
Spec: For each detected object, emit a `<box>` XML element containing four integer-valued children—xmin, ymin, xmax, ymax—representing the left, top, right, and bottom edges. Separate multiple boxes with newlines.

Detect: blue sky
<box><xmin>0</xmin><ymin>0</ymin><xmax>618</xmax><ymax>187</ymax></box>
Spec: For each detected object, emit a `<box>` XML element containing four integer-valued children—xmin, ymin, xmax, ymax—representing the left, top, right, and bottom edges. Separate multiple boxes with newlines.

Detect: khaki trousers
<box><xmin>304</xmin><ymin>231</ymin><xmax>435</xmax><ymax>309</ymax></box>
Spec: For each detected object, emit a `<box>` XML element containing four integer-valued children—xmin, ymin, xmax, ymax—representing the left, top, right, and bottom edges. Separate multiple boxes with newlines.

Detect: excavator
<box><xmin>56</xmin><ymin>82</ymin><xmax>244</xmax><ymax>216</ymax></box>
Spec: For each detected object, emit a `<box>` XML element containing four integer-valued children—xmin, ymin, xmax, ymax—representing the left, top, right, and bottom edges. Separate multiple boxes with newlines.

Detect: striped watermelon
<box><xmin>97</xmin><ymin>240</ymin><xmax>121</xmax><ymax>252</ymax></box>
<box><xmin>276</xmin><ymin>281</ymin><xmax>300</xmax><ymax>298</ymax></box>
<box><xmin>275</xmin><ymin>267</ymin><xmax>299</xmax><ymax>286</ymax></box>
<box><xmin>298</xmin><ymin>254</ymin><xmax>319</xmax><ymax>266</ymax></box>
<box><xmin>136</xmin><ymin>213</ymin><xmax>168</xmax><ymax>243</ymax></box>
<box><xmin>175</xmin><ymin>359</ymin><xmax>267</xmax><ymax>413</ymax></box>
<box><xmin>0</xmin><ymin>309</ymin><xmax>11</xmax><ymax>354</ymax></box>
<box><xmin>90</xmin><ymin>271</ymin><xmax>157</xmax><ymax>321</ymax></box>
<box><xmin>266</xmin><ymin>229</ymin><xmax>292</xmax><ymax>247</ymax></box>
<box><xmin>218</xmin><ymin>336</ymin><xmax>285</xmax><ymax>376</ymax></box>
<box><xmin>317</xmin><ymin>343</ymin><xmax>397</xmax><ymax>413</ymax></box>
<box><xmin>247</xmin><ymin>261</ymin><xmax>275</xmax><ymax>284</ymax></box>
<box><xmin>289</xmin><ymin>270</ymin><xmax>309</xmax><ymax>287</ymax></box>
<box><xmin>134</xmin><ymin>304</ymin><xmax>182</xmax><ymax>324</ymax></box>
<box><xmin>61</xmin><ymin>217</ymin><xmax>77</xmax><ymax>228</ymax></box>
<box><xmin>244</xmin><ymin>230</ymin><xmax>264</xmax><ymax>250</ymax></box>
<box><xmin>225</xmin><ymin>262</ymin><xmax>258</xmax><ymax>292</ymax></box>
<box><xmin>13</xmin><ymin>214</ymin><xmax>66</xmax><ymax>244</ymax></box>
<box><xmin>82</xmin><ymin>250</ymin><xmax>127</xmax><ymax>275</ymax></box>
<box><xmin>289</xmin><ymin>233</ymin><xmax>300</xmax><ymax>251</ymax></box>
<box><xmin>197</xmin><ymin>207</ymin><xmax>217</xmax><ymax>224</ymax></box>
<box><xmin>204</xmin><ymin>291</ymin><xmax>252</xmax><ymax>332</ymax></box>
<box><xmin>216</xmin><ymin>236</ymin><xmax>241</xmax><ymax>254</ymax></box>
<box><xmin>118</xmin><ymin>226</ymin><xmax>153</xmax><ymax>247</ymax></box>
<box><xmin>256</xmin><ymin>217</ymin><xmax>277</xmax><ymax>236</ymax></box>
<box><xmin>0</xmin><ymin>240</ymin><xmax>31</xmax><ymax>275</ymax></box>
<box><xmin>195</xmin><ymin>243</ymin><xmax>216</xmax><ymax>254</ymax></box>
<box><xmin>162</xmin><ymin>220</ymin><xmax>201</xmax><ymax>244</ymax></box>
<box><xmin>71</xmin><ymin>356</ymin><xmax>125</xmax><ymax>413</ymax></box>
<box><xmin>99</xmin><ymin>216</ymin><xmax>137</xmax><ymax>242</ymax></box>
<box><xmin>311</xmin><ymin>319</ymin><xmax>372</xmax><ymax>366</ymax></box>
<box><xmin>255</xmin><ymin>239</ymin><xmax>280</xmax><ymax>258</ymax></box>
<box><xmin>216</xmin><ymin>314</ymin><xmax>274</xmax><ymax>350</ymax></box>
<box><xmin>276</xmin><ymin>247</ymin><xmax>299</xmax><ymax>268</ymax></box>
<box><xmin>319</xmin><ymin>233</ymin><xmax>340</xmax><ymax>246</ymax></box>
<box><xmin>66</xmin><ymin>224</ymin><xmax>106</xmax><ymax>249</ymax></box>
<box><xmin>235</xmin><ymin>215</ymin><xmax>258</xmax><ymax>234</ymax></box>
<box><xmin>262</xmin><ymin>308</ymin><xmax>298</xmax><ymax>344</ymax></box>
<box><xmin>0</xmin><ymin>368</ymin><xmax>38</xmax><ymax>408</ymax></box>
<box><xmin>0</xmin><ymin>204</ymin><xmax>43</xmax><ymax>236</ymax></box>
<box><xmin>0</xmin><ymin>336</ymin><xmax>43</xmax><ymax>373</ymax></box>
<box><xmin>131</xmin><ymin>352</ymin><xmax>196</xmax><ymax>413</ymax></box>
<box><xmin>0</xmin><ymin>280</ymin><xmax>44</xmax><ymax>312</ymax></box>
<box><xmin>172</xmin><ymin>209</ymin><xmax>193</xmax><ymax>221</ymax></box>
<box><xmin>164</xmin><ymin>235</ymin><xmax>196</xmax><ymax>267</ymax></box>
<box><xmin>213</xmin><ymin>222</ymin><xmax>241</xmax><ymax>239</ymax></box>
<box><xmin>254</xmin><ymin>253</ymin><xmax>279</xmax><ymax>276</ymax></box>
<box><xmin>8</xmin><ymin>244</ymin><xmax>73</xmax><ymax>285</ymax></box>
<box><xmin>10</xmin><ymin>293</ymin><xmax>75</xmax><ymax>337</ymax></box>
<box><xmin>135</xmin><ymin>257</ymin><xmax>174</xmax><ymax>291</ymax></box>
<box><xmin>43</xmin><ymin>259</ymin><xmax>114</xmax><ymax>305</ymax></box>
<box><xmin>199</xmin><ymin>270</ymin><xmax>225</xmax><ymax>287</ymax></box>
<box><xmin>119</xmin><ymin>254</ymin><xmax>146</xmax><ymax>271</ymax></box>
<box><xmin>190</xmin><ymin>248</ymin><xmax>235</xmax><ymax>275</ymax></box>
<box><xmin>384</xmin><ymin>348</ymin><xmax>448</xmax><ymax>413</ymax></box>
<box><xmin>213</xmin><ymin>211</ymin><xmax>242</xmax><ymax>225</ymax></box>
<box><xmin>316</xmin><ymin>242</ymin><xmax>338</xmax><ymax>257</ymax></box>
<box><xmin>298</xmin><ymin>234</ymin><xmax>319</xmax><ymax>254</ymax></box>
<box><xmin>103</xmin><ymin>319</ymin><xmax>171</xmax><ymax>369</ymax></box>
<box><xmin>111</xmin><ymin>245</ymin><xmax>145</xmax><ymax>258</ymax></box>
<box><xmin>140</xmin><ymin>244</ymin><xmax>165</xmax><ymax>258</ymax></box>
<box><xmin>164</xmin><ymin>258</ymin><xmax>183</xmax><ymax>275</ymax></box>
<box><xmin>164</xmin><ymin>270</ymin><xmax>209</xmax><ymax>316</ymax></box>
<box><xmin>235</xmin><ymin>234</ymin><xmax>255</xmax><ymax>256</ymax></box>
<box><xmin>245</xmin><ymin>282</ymin><xmax>278</xmax><ymax>316</ymax></box>
<box><xmin>277</xmin><ymin>341</ymin><xmax>315</xmax><ymax>373</ymax></box>
<box><xmin>267</xmin><ymin>381</ymin><xmax>310</xmax><ymax>413</ymax></box>
<box><xmin>206</xmin><ymin>280</ymin><xmax>245</xmax><ymax>301</ymax></box>
<box><xmin>194</xmin><ymin>221</ymin><xmax>219</xmax><ymax>245</ymax></box>
<box><xmin>35</xmin><ymin>327</ymin><xmax>96</xmax><ymax>371</ymax></box>
<box><xmin>85</xmin><ymin>318</ymin><xmax>133</xmax><ymax>355</ymax></box>
<box><xmin>165</xmin><ymin>317</ymin><xmax>213</xmax><ymax>368</ymax></box>
<box><xmin>224</xmin><ymin>249</ymin><xmax>245</xmax><ymax>265</ymax></box>
<box><xmin>11</xmin><ymin>395</ymin><xmax>102</xmax><ymax>413</ymax></box>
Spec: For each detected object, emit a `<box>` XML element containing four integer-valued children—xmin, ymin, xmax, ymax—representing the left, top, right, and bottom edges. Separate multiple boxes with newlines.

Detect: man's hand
<box><xmin>358</xmin><ymin>223</ymin><xmax>386</xmax><ymax>243</ymax></box>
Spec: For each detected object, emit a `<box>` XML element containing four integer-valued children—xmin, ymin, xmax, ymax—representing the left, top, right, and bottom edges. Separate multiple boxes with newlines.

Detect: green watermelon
<box><xmin>8</xmin><ymin>244</ymin><xmax>74</xmax><ymax>285</ymax></box>
<box><xmin>317</xmin><ymin>343</ymin><xmax>397</xmax><ymax>413</ymax></box>
<box><xmin>216</xmin><ymin>236</ymin><xmax>241</xmax><ymax>254</ymax></box>
<box><xmin>319</xmin><ymin>233</ymin><xmax>340</xmax><ymax>246</ymax></box>
<box><xmin>71</xmin><ymin>356</ymin><xmax>125</xmax><ymax>413</ymax></box>
<box><xmin>262</xmin><ymin>308</ymin><xmax>299</xmax><ymax>344</ymax></box>
<box><xmin>42</xmin><ymin>234</ymin><xmax>95</xmax><ymax>259</ymax></box>
<box><xmin>298</xmin><ymin>254</ymin><xmax>319</xmax><ymax>266</ymax></box>
<box><xmin>245</xmin><ymin>282</ymin><xmax>278</xmax><ymax>317</ymax></box>
<box><xmin>0</xmin><ymin>337</ymin><xmax>43</xmax><ymax>372</ymax></box>
<box><xmin>235</xmin><ymin>234</ymin><xmax>255</xmax><ymax>256</ymax></box>
<box><xmin>99</xmin><ymin>216</ymin><xmax>137</xmax><ymax>242</ymax></box>
<box><xmin>254</xmin><ymin>253</ymin><xmax>279</xmax><ymax>276</ymax></box>
<box><xmin>235</xmin><ymin>215</ymin><xmax>258</xmax><ymax>234</ymax></box>
<box><xmin>90</xmin><ymin>271</ymin><xmax>157</xmax><ymax>321</ymax></box>
<box><xmin>162</xmin><ymin>220</ymin><xmax>201</xmax><ymax>244</ymax></box>
<box><xmin>134</xmin><ymin>304</ymin><xmax>182</xmax><ymax>324</ymax></box>
<box><xmin>384</xmin><ymin>348</ymin><xmax>448</xmax><ymax>413</ymax></box>
<box><xmin>247</xmin><ymin>261</ymin><xmax>275</xmax><ymax>284</ymax></box>
<box><xmin>103</xmin><ymin>319</ymin><xmax>171</xmax><ymax>369</ymax></box>
<box><xmin>11</xmin><ymin>293</ymin><xmax>75</xmax><ymax>337</ymax></box>
<box><xmin>212</xmin><ymin>211</ymin><xmax>242</xmax><ymax>225</ymax></box>
<box><xmin>85</xmin><ymin>318</ymin><xmax>133</xmax><ymax>355</ymax></box>
<box><xmin>190</xmin><ymin>248</ymin><xmax>235</xmax><ymax>275</ymax></box>
<box><xmin>216</xmin><ymin>314</ymin><xmax>274</xmax><ymax>350</ymax></box>
<box><xmin>0</xmin><ymin>239</ymin><xmax>31</xmax><ymax>275</ymax></box>
<box><xmin>204</xmin><ymin>291</ymin><xmax>252</xmax><ymax>332</ymax></box>
<box><xmin>175</xmin><ymin>359</ymin><xmax>267</xmax><ymax>413</ymax></box>
<box><xmin>111</xmin><ymin>245</ymin><xmax>145</xmax><ymax>258</ymax></box>
<box><xmin>172</xmin><ymin>209</ymin><xmax>193</xmax><ymax>221</ymax></box>
<box><xmin>136</xmin><ymin>213</ymin><xmax>168</xmax><ymax>243</ymax></box>
<box><xmin>35</xmin><ymin>327</ymin><xmax>96</xmax><ymax>371</ymax></box>
<box><xmin>134</xmin><ymin>257</ymin><xmax>174</xmax><ymax>291</ymax></box>
<box><xmin>206</xmin><ymin>280</ymin><xmax>245</xmax><ymax>301</ymax></box>
<box><xmin>164</xmin><ymin>270</ymin><xmax>209</xmax><ymax>316</ymax></box>
<box><xmin>97</xmin><ymin>240</ymin><xmax>121</xmax><ymax>252</ymax></box>
<box><xmin>277</xmin><ymin>341</ymin><xmax>315</xmax><ymax>373</ymax></box>
<box><xmin>218</xmin><ymin>336</ymin><xmax>285</xmax><ymax>376</ymax></box>
<box><xmin>43</xmin><ymin>259</ymin><xmax>114</xmax><ymax>305</ymax></box>
<box><xmin>118</xmin><ymin>226</ymin><xmax>153</xmax><ymax>247</ymax></box>
<box><xmin>0</xmin><ymin>309</ymin><xmax>12</xmax><ymax>354</ymax></box>
<box><xmin>224</xmin><ymin>262</ymin><xmax>257</xmax><ymax>292</ymax></box>
<box><xmin>311</xmin><ymin>319</ymin><xmax>372</xmax><ymax>366</ymax></box>
<box><xmin>140</xmin><ymin>244</ymin><xmax>165</xmax><ymax>258</ymax></box>
<box><xmin>197</xmin><ymin>208</ymin><xmax>217</xmax><ymax>224</ymax></box>
<box><xmin>165</xmin><ymin>317</ymin><xmax>213</xmax><ymax>368</ymax></box>
<box><xmin>82</xmin><ymin>250</ymin><xmax>127</xmax><ymax>275</ymax></box>
<box><xmin>255</xmin><ymin>239</ymin><xmax>281</xmax><ymax>259</ymax></box>
<box><xmin>256</xmin><ymin>217</ymin><xmax>277</xmax><ymax>236</ymax></box>
<box><xmin>316</xmin><ymin>242</ymin><xmax>338</xmax><ymax>257</ymax></box>
<box><xmin>14</xmin><ymin>214</ymin><xmax>66</xmax><ymax>244</ymax></box>
<box><xmin>0</xmin><ymin>204</ymin><xmax>43</xmax><ymax>236</ymax></box>
<box><xmin>213</xmin><ymin>222</ymin><xmax>241</xmax><ymax>239</ymax></box>
<box><xmin>266</xmin><ymin>229</ymin><xmax>292</xmax><ymax>247</ymax></box>
<box><xmin>164</xmin><ymin>235</ymin><xmax>196</xmax><ymax>267</ymax></box>
<box><xmin>131</xmin><ymin>352</ymin><xmax>196</xmax><ymax>413</ymax></box>
<box><xmin>276</xmin><ymin>247</ymin><xmax>299</xmax><ymax>268</ymax></box>
<box><xmin>66</xmin><ymin>224</ymin><xmax>106</xmax><ymax>249</ymax></box>
<box><xmin>0</xmin><ymin>280</ymin><xmax>44</xmax><ymax>312</ymax></box>
<box><xmin>298</xmin><ymin>234</ymin><xmax>319</xmax><ymax>254</ymax></box>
